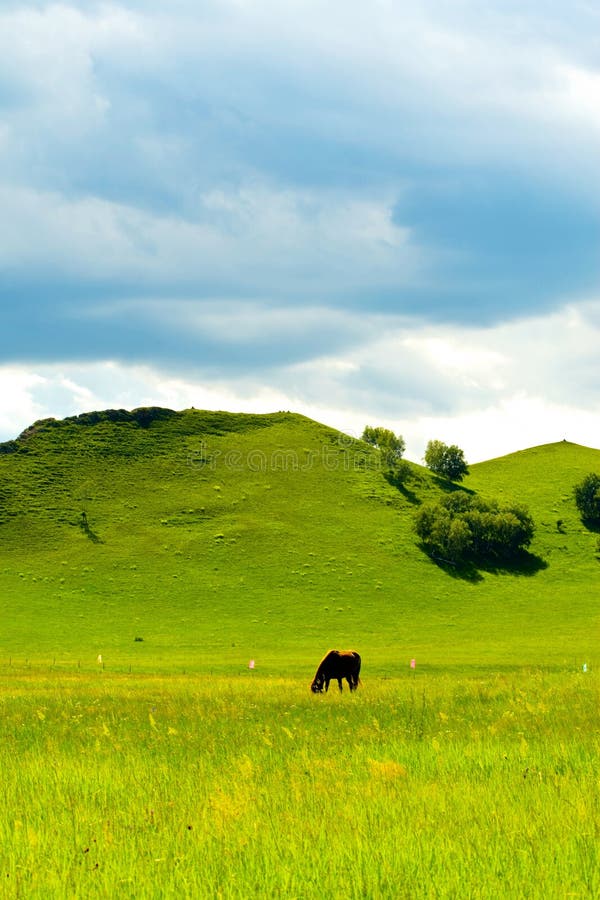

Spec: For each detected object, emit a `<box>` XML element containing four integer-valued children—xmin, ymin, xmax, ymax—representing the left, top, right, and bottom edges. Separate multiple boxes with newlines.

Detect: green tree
<box><xmin>414</xmin><ymin>493</ymin><xmax>534</xmax><ymax>564</ymax></box>
<box><xmin>424</xmin><ymin>439</ymin><xmax>469</xmax><ymax>481</ymax></box>
<box><xmin>574</xmin><ymin>473</ymin><xmax>600</xmax><ymax>526</ymax></box>
<box><xmin>362</xmin><ymin>426</ymin><xmax>406</xmax><ymax>468</ymax></box>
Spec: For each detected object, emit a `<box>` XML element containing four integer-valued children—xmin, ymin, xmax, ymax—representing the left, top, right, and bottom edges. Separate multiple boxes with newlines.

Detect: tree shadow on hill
<box><xmin>77</xmin><ymin>512</ymin><xmax>103</xmax><ymax>544</ymax></box>
<box><xmin>476</xmin><ymin>549</ymin><xmax>548</xmax><ymax>577</ymax></box>
<box><xmin>383</xmin><ymin>469</ymin><xmax>420</xmax><ymax>505</ymax></box>
<box><xmin>422</xmin><ymin>546</ymin><xmax>548</xmax><ymax>583</ymax></box>
<box><xmin>425</xmin><ymin>551</ymin><xmax>484</xmax><ymax>583</ymax></box>
<box><xmin>383</xmin><ymin>468</ymin><xmax>476</xmax><ymax>506</ymax></box>
<box><xmin>429</xmin><ymin>475</ymin><xmax>475</xmax><ymax>496</ymax></box>
<box><xmin>581</xmin><ymin>517</ymin><xmax>600</xmax><ymax>534</ymax></box>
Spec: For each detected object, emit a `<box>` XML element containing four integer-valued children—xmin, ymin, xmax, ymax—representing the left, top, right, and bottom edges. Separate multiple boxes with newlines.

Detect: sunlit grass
<box><xmin>1</xmin><ymin>414</ymin><xmax>599</xmax><ymax>895</ymax></box>
<box><xmin>2</xmin><ymin>415</ymin><xmax>599</xmax><ymax>674</ymax></box>
<box><xmin>2</xmin><ymin>669</ymin><xmax>598</xmax><ymax>898</ymax></box>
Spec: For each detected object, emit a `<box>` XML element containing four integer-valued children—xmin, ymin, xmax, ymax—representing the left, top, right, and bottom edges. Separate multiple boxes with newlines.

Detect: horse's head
<box><xmin>310</xmin><ymin>676</ymin><xmax>324</xmax><ymax>693</ymax></box>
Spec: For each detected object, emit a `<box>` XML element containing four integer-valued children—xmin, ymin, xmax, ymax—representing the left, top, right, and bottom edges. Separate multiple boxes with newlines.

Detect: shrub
<box><xmin>574</xmin><ymin>473</ymin><xmax>600</xmax><ymax>526</ymax></box>
<box><xmin>0</xmin><ymin>440</ymin><xmax>18</xmax><ymax>454</ymax></box>
<box><xmin>414</xmin><ymin>493</ymin><xmax>534</xmax><ymax>564</ymax></box>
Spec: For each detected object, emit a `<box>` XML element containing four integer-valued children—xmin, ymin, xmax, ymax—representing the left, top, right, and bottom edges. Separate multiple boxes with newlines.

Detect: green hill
<box><xmin>1</xmin><ymin>409</ymin><xmax>598</xmax><ymax>673</ymax></box>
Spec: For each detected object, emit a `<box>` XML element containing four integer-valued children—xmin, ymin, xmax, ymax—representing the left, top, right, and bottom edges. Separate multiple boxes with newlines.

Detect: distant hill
<box><xmin>1</xmin><ymin>409</ymin><xmax>598</xmax><ymax>673</ymax></box>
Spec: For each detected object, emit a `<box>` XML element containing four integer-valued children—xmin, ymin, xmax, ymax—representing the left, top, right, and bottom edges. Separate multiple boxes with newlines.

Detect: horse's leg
<box><xmin>325</xmin><ymin>678</ymin><xmax>330</xmax><ymax>692</ymax></box>
<box><xmin>338</xmin><ymin>678</ymin><xmax>343</xmax><ymax>692</ymax></box>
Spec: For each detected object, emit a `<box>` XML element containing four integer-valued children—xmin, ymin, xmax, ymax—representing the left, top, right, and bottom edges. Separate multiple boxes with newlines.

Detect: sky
<box><xmin>1</xmin><ymin>0</ymin><xmax>600</xmax><ymax>462</ymax></box>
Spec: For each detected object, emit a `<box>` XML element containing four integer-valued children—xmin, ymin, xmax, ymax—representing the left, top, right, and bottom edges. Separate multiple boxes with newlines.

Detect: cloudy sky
<box><xmin>1</xmin><ymin>0</ymin><xmax>600</xmax><ymax>461</ymax></box>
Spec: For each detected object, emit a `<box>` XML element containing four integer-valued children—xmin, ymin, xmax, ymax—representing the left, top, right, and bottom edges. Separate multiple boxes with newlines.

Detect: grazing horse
<box><xmin>310</xmin><ymin>650</ymin><xmax>361</xmax><ymax>693</ymax></box>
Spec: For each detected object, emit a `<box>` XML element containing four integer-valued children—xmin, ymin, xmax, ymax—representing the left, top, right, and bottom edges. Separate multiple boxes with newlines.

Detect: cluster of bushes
<box><xmin>414</xmin><ymin>493</ymin><xmax>535</xmax><ymax>564</ymax></box>
<box><xmin>1</xmin><ymin>408</ymin><xmax>180</xmax><ymax>452</ymax></box>
<box><xmin>64</xmin><ymin>407</ymin><xmax>179</xmax><ymax>429</ymax></box>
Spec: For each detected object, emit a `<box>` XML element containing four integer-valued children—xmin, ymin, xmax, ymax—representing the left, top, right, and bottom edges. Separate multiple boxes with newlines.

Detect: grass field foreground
<box><xmin>1</xmin><ymin>669</ymin><xmax>598</xmax><ymax>898</ymax></box>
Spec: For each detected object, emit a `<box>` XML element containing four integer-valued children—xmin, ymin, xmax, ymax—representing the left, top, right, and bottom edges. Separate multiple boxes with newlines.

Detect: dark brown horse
<box><xmin>310</xmin><ymin>650</ymin><xmax>361</xmax><ymax>693</ymax></box>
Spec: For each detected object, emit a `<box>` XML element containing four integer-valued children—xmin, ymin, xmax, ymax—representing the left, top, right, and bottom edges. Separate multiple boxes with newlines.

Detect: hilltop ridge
<box><xmin>2</xmin><ymin>406</ymin><xmax>598</xmax><ymax>464</ymax></box>
<box><xmin>0</xmin><ymin>407</ymin><xmax>305</xmax><ymax>454</ymax></box>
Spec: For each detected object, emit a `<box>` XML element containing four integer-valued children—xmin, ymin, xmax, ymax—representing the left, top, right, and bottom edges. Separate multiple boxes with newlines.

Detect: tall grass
<box><xmin>1</xmin><ymin>669</ymin><xmax>598</xmax><ymax>898</ymax></box>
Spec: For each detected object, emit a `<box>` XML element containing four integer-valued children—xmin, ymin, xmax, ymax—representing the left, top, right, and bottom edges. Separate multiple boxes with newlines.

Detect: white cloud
<box><xmin>273</xmin><ymin>298</ymin><xmax>600</xmax><ymax>459</ymax></box>
<box><xmin>400</xmin><ymin>336</ymin><xmax>509</xmax><ymax>392</ymax></box>
<box><xmin>2</xmin><ymin>298</ymin><xmax>599</xmax><ymax>462</ymax></box>
<box><xmin>0</xmin><ymin>362</ymin><xmax>298</xmax><ymax>442</ymax></box>
<box><xmin>0</xmin><ymin>182</ymin><xmax>417</xmax><ymax>293</ymax></box>
<box><xmin>3</xmin><ymin>0</ymin><xmax>598</xmax><ymax>196</ymax></box>
<box><xmin>0</xmin><ymin>369</ymin><xmax>47</xmax><ymax>437</ymax></box>
<box><xmin>1</xmin><ymin>0</ymin><xmax>598</xmax><ymax>308</ymax></box>
<box><xmin>553</xmin><ymin>63</ymin><xmax>600</xmax><ymax>131</ymax></box>
<box><xmin>1</xmin><ymin>0</ymin><xmax>600</xmax><ymax>462</ymax></box>
<box><xmin>407</xmin><ymin>395</ymin><xmax>600</xmax><ymax>464</ymax></box>
<box><xmin>0</xmin><ymin>4</ymin><xmax>142</xmax><ymax>151</ymax></box>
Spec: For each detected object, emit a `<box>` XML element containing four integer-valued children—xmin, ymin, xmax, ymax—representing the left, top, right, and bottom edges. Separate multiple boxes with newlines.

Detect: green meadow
<box><xmin>1</xmin><ymin>409</ymin><xmax>599</xmax><ymax>896</ymax></box>
<box><xmin>1</xmin><ymin>670</ymin><xmax>598</xmax><ymax>898</ymax></box>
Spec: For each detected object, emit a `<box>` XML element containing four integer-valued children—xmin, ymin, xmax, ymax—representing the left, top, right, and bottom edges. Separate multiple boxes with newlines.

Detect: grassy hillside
<box><xmin>1</xmin><ymin>410</ymin><xmax>598</xmax><ymax>673</ymax></box>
